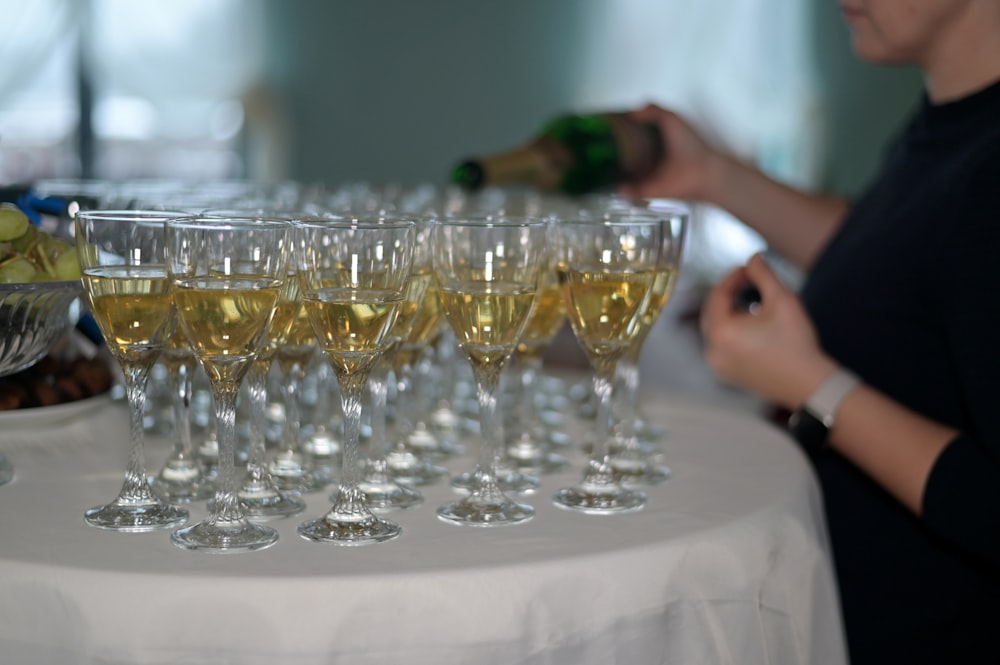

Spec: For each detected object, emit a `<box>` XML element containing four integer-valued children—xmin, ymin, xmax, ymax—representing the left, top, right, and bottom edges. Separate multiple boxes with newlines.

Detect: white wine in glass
<box><xmin>76</xmin><ymin>209</ymin><xmax>192</xmax><ymax>532</ymax></box>
<box><xmin>167</xmin><ymin>216</ymin><xmax>291</xmax><ymax>553</ymax></box>
<box><xmin>553</xmin><ymin>214</ymin><xmax>672</xmax><ymax>514</ymax></box>
<box><xmin>295</xmin><ymin>217</ymin><xmax>415</xmax><ymax>546</ymax></box>
<box><xmin>432</xmin><ymin>216</ymin><xmax>547</xmax><ymax>527</ymax></box>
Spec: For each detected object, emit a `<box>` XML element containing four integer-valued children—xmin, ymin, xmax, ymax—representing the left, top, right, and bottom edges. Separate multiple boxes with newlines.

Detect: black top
<box><xmin>801</xmin><ymin>77</ymin><xmax>1000</xmax><ymax>664</ymax></box>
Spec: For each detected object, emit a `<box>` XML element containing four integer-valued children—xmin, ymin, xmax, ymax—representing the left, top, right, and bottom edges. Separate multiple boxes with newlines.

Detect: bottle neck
<box><xmin>472</xmin><ymin>141</ymin><xmax>565</xmax><ymax>190</ymax></box>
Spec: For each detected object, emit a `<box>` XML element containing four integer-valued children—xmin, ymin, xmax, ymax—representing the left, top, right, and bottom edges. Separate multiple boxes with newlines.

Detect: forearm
<box><xmin>825</xmin><ymin>384</ymin><xmax>955</xmax><ymax>515</ymax></box>
<box><xmin>706</xmin><ymin>155</ymin><xmax>850</xmax><ymax>270</ymax></box>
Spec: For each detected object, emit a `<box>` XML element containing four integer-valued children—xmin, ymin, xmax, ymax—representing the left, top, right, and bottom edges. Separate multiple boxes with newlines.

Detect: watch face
<box><xmin>788</xmin><ymin>408</ymin><xmax>830</xmax><ymax>456</ymax></box>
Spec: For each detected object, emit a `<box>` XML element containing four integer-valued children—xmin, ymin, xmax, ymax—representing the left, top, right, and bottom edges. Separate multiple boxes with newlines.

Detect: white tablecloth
<box><xmin>0</xmin><ymin>384</ymin><xmax>846</xmax><ymax>665</ymax></box>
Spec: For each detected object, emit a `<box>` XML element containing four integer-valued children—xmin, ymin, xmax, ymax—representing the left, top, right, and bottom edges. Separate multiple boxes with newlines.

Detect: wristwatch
<box><xmin>788</xmin><ymin>368</ymin><xmax>860</xmax><ymax>455</ymax></box>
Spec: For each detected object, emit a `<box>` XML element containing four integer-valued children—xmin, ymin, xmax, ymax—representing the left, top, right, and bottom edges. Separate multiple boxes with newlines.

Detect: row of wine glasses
<box><xmin>74</xmin><ymin>204</ymin><xmax>687</xmax><ymax>552</ymax></box>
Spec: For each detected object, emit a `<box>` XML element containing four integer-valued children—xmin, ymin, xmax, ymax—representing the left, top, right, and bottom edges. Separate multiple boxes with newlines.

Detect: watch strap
<box><xmin>788</xmin><ymin>367</ymin><xmax>860</xmax><ymax>454</ymax></box>
<box><xmin>804</xmin><ymin>367</ymin><xmax>861</xmax><ymax>428</ymax></box>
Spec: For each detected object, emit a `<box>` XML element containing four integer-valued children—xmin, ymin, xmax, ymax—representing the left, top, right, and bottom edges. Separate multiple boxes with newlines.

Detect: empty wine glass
<box><xmin>166</xmin><ymin>216</ymin><xmax>291</xmax><ymax>553</ymax></box>
<box><xmin>295</xmin><ymin>217</ymin><xmax>415</xmax><ymax>545</ymax></box>
<box><xmin>552</xmin><ymin>213</ymin><xmax>673</xmax><ymax>514</ymax></box>
<box><xmin>76</xmin><ymin>209</ymin><xmax>191</xmax><ymax>531</ymax></box>
<box><xmin>432</xmin><ymin>216</ymin><xmax>547</xmax><ymax>526</ymax></box>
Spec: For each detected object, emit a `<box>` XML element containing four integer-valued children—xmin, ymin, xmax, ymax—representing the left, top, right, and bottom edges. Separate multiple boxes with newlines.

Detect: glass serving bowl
<box><xmin>0</xmin><ymin>280</ymin><xmax>82</xmax><ymax>378</ymax></box>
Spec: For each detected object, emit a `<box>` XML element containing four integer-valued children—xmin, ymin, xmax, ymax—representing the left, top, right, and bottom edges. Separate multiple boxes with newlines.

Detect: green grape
<box><xmin>0</xmin><ymin>206</ymin><xmax>29</xmax><ymax>242</ymax></box>
<box><xmin>0</xmin><ymin>205</ymin><xmax>81</xmax><ymax>282</ymax></box>
<box><xmin>53</xmin><ymin>250</ymin><xmax>82</xmax><ymax>280</ymax></box>
<box><xmin>0</xmin><ymin>257</ymin><xmax>38</xmax><ymax>283</ymax></box>
<box><xmin>9</xmin><ymin>224</ymin><xmax>38</xmax><ymax>253</ymax></box>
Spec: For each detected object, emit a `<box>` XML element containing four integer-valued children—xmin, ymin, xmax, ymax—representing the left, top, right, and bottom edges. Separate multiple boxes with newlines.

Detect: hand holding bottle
<box><xmin>618</xmin><ymin>104</ymin><xmax>729</xmax><ymax>203</ymax></box>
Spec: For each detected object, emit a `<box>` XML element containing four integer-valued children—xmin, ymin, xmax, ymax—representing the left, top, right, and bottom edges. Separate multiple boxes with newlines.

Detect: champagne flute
<box><xmin>166</xmin><ymin>216</ymin><xmax>291</xmax><ymax>553</ymax></box>
<box><xmin>432</xmin><ymin>216</ymin><xmax>547</xmax><ymax>526</ymax></box>
<box><xmin>295</xmin><ymin>217</ymin><xmax>415</xmax><ymax>545</ymax></box>
<box><xmin>552</xmin><ymin>214</ymin><xmax>669</xmax><ymax>514</ymax></box>
<box><xmin>75</xmin><ymin>209</ymin><xmax>191</xmax><ymax>531</ymax></box>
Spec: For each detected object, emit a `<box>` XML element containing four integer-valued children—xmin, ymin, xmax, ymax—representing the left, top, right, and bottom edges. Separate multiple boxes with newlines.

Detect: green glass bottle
<box><xmin>450</xmin><ymin>112</ymin><xmax>664</xmax><ymax>195</ymax></box>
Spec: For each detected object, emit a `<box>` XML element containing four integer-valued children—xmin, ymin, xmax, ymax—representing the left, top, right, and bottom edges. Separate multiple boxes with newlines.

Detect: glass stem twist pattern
<box><xmin>328</xmin><ymin>369</ymin><xmax>371</xmax><ymax>518</ymax></box>
<box><xmin>471</xmin><ymin>362</ymin><xmax>505</xmax><ymax>496</ymax></box>
<box><xmin>210</xmin><ymin>380</ymin><xmax>244</xmax><ymax>525</ymax></box>
<box><xmin>119</xmin><ymin>358</ymin><xmax>158</xmax><ymax>503</ymax></box>
<box><xmin>613</xmin><ymin>358</ymin><xmax>641</xmax><ymax>453</ymax></box>
<box><xmin>368</xmin><ymin>359</ymin><xmax>390</xmax><ymax>466</ymax></box>
<box><xmin>584</xmin><ymin>366</ymin><xmax>618</xmax><ymax>483</ymax></box>
<box><xmin>246</xmin><ymin>359</ymin><xmax>272</xmax><ymax>484</ymax></box>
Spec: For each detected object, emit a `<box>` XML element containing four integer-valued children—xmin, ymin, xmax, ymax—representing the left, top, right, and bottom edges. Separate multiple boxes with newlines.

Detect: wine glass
<box><xmin>608</xmin><ymin>206</ymin><xmax>689</xmax><ymax>485</ymax></box>
<box><xmin>383</xmin><ymin>279</ymin><xmax>450</xmax><ymax>487</ymax></box>
<box><xmin>166</xmin><ymin>216</ymin><xmax>291</xmax><ymax>553</ymax></box>
<box><xmin>552</xmin><ymin>214</ymin><xmax>671</xmax><ymax>514</ymax></box>
<box><xmin>295</xmin><ymin>217</ymin><xmax>415</xmax><ymax>545</ymax></box>
<box><xmin>150</xmin><ymin>326</ymin><xmax>214</xmax><ymax>503</ymax></box>
<box><xmin>432</xmin><ymin>216</ymin><xmax>547</xmax><ymax>526</ymax></box>
<box><xmin>503</xmin><ymin>244</ymin><xmax>569</xmax><ymax>473</ymax></box>
<box><xmin>358</xmin><ymin>217</ymin><xmax>434</xmax><ymax>511</ymax></box>
<box><xmin>75</xmin><ymin>209</ymin><xmax>191</xmax><ymax>531</ymax></box>
<box><xmin>231</xmin><ymin>266</ymin><xmax>308</xmax><ymax>520</ymax></box>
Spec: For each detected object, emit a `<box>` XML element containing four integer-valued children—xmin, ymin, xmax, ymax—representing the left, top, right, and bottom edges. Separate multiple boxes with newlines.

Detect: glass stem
<box><xmin>367</xmin><ymin>357</ymin><xmax>391</xmax><ymax>467</ymax></box>
<box><xmin>613</xmin><ymin>356</ymin><xmax>641</xmax><ymax>453</ymax></box>
<box><xmin>517</xmin><ymin>352</ymin><xmax>543</xmax><ymax>438</ymax></box>
<box><xmin>586</xmin><ymin>362</ymin><xmax>617</xmax><ymax>480</ymax></box>
<box><xmin>471</xmin><ymin>361</ymin><xmax>505</xmax><ymax>491</ymax></box>
<box><xmin>171</xmin><ymin>358</ymin><xmax>195</xmax><ymax>463</ymax></box>
<box><xmin>211</xmin><ymin>379</ymin><xmax>244</xmax><ymax>524</ymax></box>
<box><xmin>245</xmin><ymin>357</ymin><xmax>271</xmax><ymax>483</ymax></box>
<box><xmin>329</xmin><ymin>367</ymin><xmax>371</xmax><ymax>517</ymax></box>
<box><xmin>279</xmin><ymin>361</ymin><xmax>305</xmax><ymax>459</ymax></box>
<box><xmin>391</xmin><ymin>361</ymin><xmax>414</xmax><ymax>451</ymax></box>
<box><xmin>119</xmin><ymin>357</ymin><xmax>157</xmax><ymax>503</ymax></box>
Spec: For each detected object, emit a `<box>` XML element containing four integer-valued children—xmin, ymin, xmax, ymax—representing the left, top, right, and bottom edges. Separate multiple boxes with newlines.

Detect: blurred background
<box><xmin>0</xmin><ymin>0</ymin><xmax>922</xmax><ymax>281</ymax></box>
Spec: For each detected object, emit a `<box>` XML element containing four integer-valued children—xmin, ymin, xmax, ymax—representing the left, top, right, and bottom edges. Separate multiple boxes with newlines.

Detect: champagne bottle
<box><xmin>450</xmin><ymin>112</ymin><xmax>664</xmax><ymax>195</ymax></box>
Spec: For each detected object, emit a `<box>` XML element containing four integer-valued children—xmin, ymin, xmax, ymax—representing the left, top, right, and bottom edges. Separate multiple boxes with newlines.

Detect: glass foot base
<box><xmin>359</xmin><ymin>480</ymin><xmax>423</xmax><ymax>511</ymax></box>
<box><xmin>552</xmin><ymin>484</ymin><xmax>646</xmax><ymax>515</ymax></box>
<box><xmin>505</xmin><ymin>448</ymin><xmax>570</xmax><ymax>475</ymax></box>
<box><xmin>437</xmin><ymin>495</ymin><xmax>534</xmax><ymax>527</ymax></box>
<box><xmin>171</xmin><ymin>518</ymin><xmax>278</xmax><ymax>553</ymax></box>
<box><xmin>451</xmin><ymin>469</ymin><xmax>539</xmax><ymax>494</ymax></box>
<box><xmin>0</xmin><ymin>454</ymin><xmax>13</xmax><ymax>486</ymax></box>
<box><xmin>612</xmin><ymin>461</ymin><xmax>671</xmax><ymax>487</ymax></box>
<box><xmin>218</xmin><ymin>487</ymin><xmax>307</xmax><ymax>520</ymax></box>
<box><xmin>150</xmin><ymin>476</ymin><xmax>215</xmax><ymax>504</ymax></box>
<box><xmin>387</xmin><ymin>456</ymin><xmax>448</xmax><ymax>487</ymax></box>
<box><xmin>298</xmin><ymin>514</ymin><xmax>401</xmax><ymax>546</ymax></box>
<box><xmin>85</xmin><ymin>499</ymin><xmax>189</xmax><ymax>532</ymax></box>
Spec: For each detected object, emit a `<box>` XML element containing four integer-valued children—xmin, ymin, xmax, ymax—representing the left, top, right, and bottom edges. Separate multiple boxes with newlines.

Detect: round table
<box><xmin>0</xmin><ymin>382</ymin><xmax>846</xmax><ymax>665</ymax></box>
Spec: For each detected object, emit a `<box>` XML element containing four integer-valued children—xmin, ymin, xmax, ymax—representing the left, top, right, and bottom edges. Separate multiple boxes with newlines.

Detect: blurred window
<box><xmin>0</xmin><ymin>0</ymin><xmax>264</xmax><ymax>184</ymax></box>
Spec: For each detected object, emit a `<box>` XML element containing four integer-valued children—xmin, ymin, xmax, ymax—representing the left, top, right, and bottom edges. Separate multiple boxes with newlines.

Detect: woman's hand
<box><xmin>699</xmin><ymin>253</ymin><xmax>837</xmax><ymax>408</ymax></box>
<box><xmin>619</xmin><ymin>104</ymin><xmax>729</xmax><ymax>202</ymax></box>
